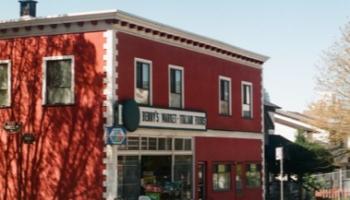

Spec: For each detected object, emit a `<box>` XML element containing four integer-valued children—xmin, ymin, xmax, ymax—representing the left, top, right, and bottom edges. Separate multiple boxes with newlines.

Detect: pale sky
<box><xmin>1</xmin><ymin>0</ymin><xmax>349</xmax><ymax>112</ymax></box>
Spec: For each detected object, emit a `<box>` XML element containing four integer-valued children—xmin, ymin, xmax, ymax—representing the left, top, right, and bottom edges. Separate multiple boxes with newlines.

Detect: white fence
<box><xmin>313</xmin><ymin>169</ymin><xmax>350</xmax><ymax>199</ymax></box>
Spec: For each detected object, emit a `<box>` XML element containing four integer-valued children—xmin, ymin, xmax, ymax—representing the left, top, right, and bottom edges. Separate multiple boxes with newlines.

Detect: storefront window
<box><xmin>119</xmin><ymin>137</ymin><xmax>174</xmax><ymax>151</ymax></box>
<box><xmin>174</xmin><ymin>155</ymin><xmax>193</xmax><ymax>200</ymax></box>
<box><xmin>246</xmin><ymin>163</ymin><xmax>261</xmax><ymax>188</ymax></box>
<box><xmin>117</xmin><ymin>137</ymin><xmax>193</xmax><ymax>199</ymax></box>
<box><xmin>213</xmin><ymin>163</ymin><xmax>231</xmax><ymax>191</ymax></box>
<box><xmin>235</xmin><ymin>164</ymin><xmax>244</xmax><ymax>194</ymax></box>
<box><xmin>175</xmin><ymin>138</ymin><xmax>192</xmax><ymax>151</ymax></box>
<box><xmin>118</xmin><ymin>156</ymin><xmax>140</xmax><ymax>200</ymax></box>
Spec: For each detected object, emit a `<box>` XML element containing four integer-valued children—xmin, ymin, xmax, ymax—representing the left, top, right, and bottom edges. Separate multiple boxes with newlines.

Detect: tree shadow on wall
<box><xmin>0</xmin><ymin>33</ymin><xmax>105</xmax><ymax>200</ymax></box>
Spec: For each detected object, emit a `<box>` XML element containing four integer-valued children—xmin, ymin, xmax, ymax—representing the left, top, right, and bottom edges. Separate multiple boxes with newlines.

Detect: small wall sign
<box><xmin>106</xmin><ymin>127</ymin><xmax>127</xmax><ymax>145</ymax></box>
<box><xmin>3</xmin><ymin>121</ymin><xmax>22</xmax><ymax>133</ymax></box>
<box><xmin>22</xmin><ymin>133</ymin><xmax>35</xmax><ymax>144</ymax></box>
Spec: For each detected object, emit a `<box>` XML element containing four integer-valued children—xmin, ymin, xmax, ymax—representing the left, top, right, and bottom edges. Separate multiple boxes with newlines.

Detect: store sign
<box><xmin>119</xmin><ymin>105</ymin><xmax>207</xmax><ymax>130</ymax></box>
<box><xmin>106</xmin><ymin>127</ymin><xmax>127</xmax><ymax>145</ymax></box>
<box><xmin>275</xmin><ymin>147</ymin><xmax>283</xmax><ymax>160</ymax></box>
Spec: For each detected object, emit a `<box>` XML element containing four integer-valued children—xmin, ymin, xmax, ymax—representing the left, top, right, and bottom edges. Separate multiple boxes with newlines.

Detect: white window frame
<box><xmin>241</xmin><ymin>81</ymin><xmax>253</xmax><ymax>118</ymax></box>
<box><xmin>218</xmin><ymin>76</ymin><xmax>232</xmax><ymax>115</ymax></box>
<box><xmin>168</xmin><ymin>65</ymin><xmax>184</xmax><ymax>109</ymax></box>
<box><xmin>42</xmin><ymin>55</ymin><xmax>75</xmax><ymax>105</ymax></box>
<box><xmin>0</xmin><ymin>60</ymin><xmax>11</xmax><ymax>107</ymax></box>
<box><xmin>134</xmin><ymin>58</ymin><xmax>153</xmax><ymax>105</ymax></box>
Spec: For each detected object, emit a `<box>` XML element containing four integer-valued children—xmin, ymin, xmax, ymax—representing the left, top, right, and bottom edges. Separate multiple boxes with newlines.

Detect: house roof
<box><xmin>274</xmin><ymin>109</ymin><xmax>323</xmax><ymax>133</ymax></box>
<box><xmin>0</xmin><ymin>10</ymin><xmax>269</xmax><ymax>67</ymax></box>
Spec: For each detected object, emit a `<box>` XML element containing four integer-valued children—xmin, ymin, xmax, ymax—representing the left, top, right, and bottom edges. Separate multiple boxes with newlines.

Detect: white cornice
<box><xmin>115</xmin><ymin>11</ymin><xmax>269</xmax><ymax>63</ymax></box>
<box><xmin>0</xmin><ymin>10</ymin><xmax>269</xmax><ymax>65</ymax></box>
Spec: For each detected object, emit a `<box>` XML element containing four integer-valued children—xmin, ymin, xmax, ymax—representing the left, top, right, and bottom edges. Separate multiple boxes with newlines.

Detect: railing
<box><xmin>313</xmin><ymin>169</ymin><xmax>350</xmax><ymax>199</ymax></box>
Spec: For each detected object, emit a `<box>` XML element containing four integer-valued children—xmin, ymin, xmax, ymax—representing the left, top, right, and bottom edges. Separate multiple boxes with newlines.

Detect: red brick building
<box><xmin>0</xmin><ymin>4</ymin><xmax>268</xmax><ymax>200</ymax></box>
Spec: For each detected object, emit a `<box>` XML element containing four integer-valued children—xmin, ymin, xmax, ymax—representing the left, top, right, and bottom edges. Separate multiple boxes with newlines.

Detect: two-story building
<box><xmin>0</xmin><ymin>1</ymin><xmax>268</xmax><ymax>200</ymax></box>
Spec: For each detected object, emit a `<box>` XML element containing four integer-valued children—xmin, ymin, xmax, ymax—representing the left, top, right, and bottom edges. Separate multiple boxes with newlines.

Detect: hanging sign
<box><xmin>106</xmin><ymin>127</ymin><xmax>127</xmax><ymax>145</ymax></box>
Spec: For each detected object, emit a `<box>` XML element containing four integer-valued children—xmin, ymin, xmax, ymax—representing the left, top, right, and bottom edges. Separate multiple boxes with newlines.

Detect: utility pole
<box><xmin>276</xmin><ymin>147</ymin><xmax>284</xmax><ymax>200</ymax></box>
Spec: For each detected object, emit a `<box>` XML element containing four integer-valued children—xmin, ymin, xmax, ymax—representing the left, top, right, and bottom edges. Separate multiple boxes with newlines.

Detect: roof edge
<box><xmin>0</xmin><ymin>9</ymin><xmax>269</xmax><ymax>63</ymax></box>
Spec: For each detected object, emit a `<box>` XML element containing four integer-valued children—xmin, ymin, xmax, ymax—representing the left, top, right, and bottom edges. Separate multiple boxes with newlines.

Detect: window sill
<box><xmin>246</xmin><ymin>186</ymin><xmax>262</xmax><ymax>189</ymax></box>
<box><xmin>0</xmin><ymin>105</ymin><xmax>11</xmax><ymax>109</ymax></box>
<box><xmin>219</xmin><ymin>113</ymin><xmax>232</xmax><ymax>117</ymax></box>
<box><xmin>43</xmin><ymin>103</ymin><xmax>75</xmax><ymax>107</ymax></box>
<box><xmin>213</xmin><ymin>189</ymin><xmax>232</xmax><ymax>192</ymax></box>
<box><xmin>242</xmin><ymin>116</ymin><xmax>253</xmax><ymax>120</ymax></box>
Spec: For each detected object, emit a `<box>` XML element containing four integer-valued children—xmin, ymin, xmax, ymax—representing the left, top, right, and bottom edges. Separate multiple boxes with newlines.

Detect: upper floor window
<box><xmin>169</xmin><ymin>65</ymin><xmax>184</xmax><ymax>108</ymax></box>
<box><xmin>0</xmin><ymin>61</ymin><xmax>10</xmax><ymax>107</ymax></box>
<box><xmin>219</xmin><ymin>76</ymin><xmax>231</xmax><ymax>115</ymax></box>
<box><xmin>135</xmin><ymin>59</ymin><xmax>152</xmax><ymax>105</ymax></box>
<box><xmin>43</xmin><ymin>56</ymin><xmax>74</xmax><ymax>105</ymax></box>
<box><xmin>242</xmin><ymin>82</ymin><xmax>253</xmax><ymax>118</ymax></box>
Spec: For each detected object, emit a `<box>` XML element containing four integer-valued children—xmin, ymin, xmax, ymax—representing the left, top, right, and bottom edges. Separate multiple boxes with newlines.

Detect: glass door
<box><xmin>197</xmin><ymin>162</ymin><xmax>206</xmax><ymax>200</ymax></box>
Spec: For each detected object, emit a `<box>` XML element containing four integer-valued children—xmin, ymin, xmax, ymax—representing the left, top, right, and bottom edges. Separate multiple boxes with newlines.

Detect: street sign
<box><xmin>276</xmin><ymin>147</ymin><xmax>283</xmax><ymax>160</ymax></box>
<box><xmin>106</xmin><ymin>127</ymin><xmax>127</xmax><ymax>145</ymax></box>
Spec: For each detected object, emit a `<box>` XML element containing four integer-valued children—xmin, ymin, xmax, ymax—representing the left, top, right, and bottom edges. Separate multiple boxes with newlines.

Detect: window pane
<box><xmin>136</xmin><ymin>62</ymin><xmax>143</xmax><ymax>88</ymax></box>
<box><xmin>127</xmin><ymin>137</ymin><xmax>139</xmax><ymax>150</ymax></box>
<box><xmin>166</xmin><ymin>138</ymin><xmax>172</xmax><ymax>150</ymax></box>
<box><xmin>118</xmin><ymin>156</ymin><xmax>140</xmax><ymax>200</ymax></box>
<box><xmin>0</xmin><ymin>90</ymin><xmax>8</xmax><ymax>106</ymax></box>
<box><xmin>142</xmin><ymin>64</ymin><xmax>149</xmax><ymax>89</ymax></box>
<box><xmin>175</xmin><ymin>138</ymin><xmax>183</xmax><ymax>150</ymax></box>
<box><xmin>174</xmin><ymin>155</ymin><xmax>193</xmax><ymax>199</ymax></box>
<box><xmin>135</xmin><ymin>61</ymin><xmax>150</xmax><ymax>105</ymax></box>
<box><xmin>184</xmin><ymin>139</ymin><xmax>192</xmax><ymax>151</ymax></box>
<box><xmin>175</xmin><ymin>70</ymin><xmax>182</xmax><ymax>94</ymax></box>
<box><xmin>171</xmin><ymin>69</ymin><xmax>176</xmax><ymax>93</ymax></box>
<box><xmin>220</xmin><ymin>79</ymin><xmax>230</xmax><ymax>115</ymax></box>
<box><xmin>46</xmin><ymin>59</ymin><xmax>72</xmax><ymax>104</ymax></box>
<box><xmin>243</xmin><ymin>84</ymin><xmax>251</xmax><ymax>105</ymax></box>
<box><xmin>242</xmin><ymin>83</ymin><xmax>252</xmax><ymax>118</ymax></box>
<box><xmin>220</xmin><ymin>101</ymin><xmax>229</xmax><ymax>115</ymax></box>
<box><xmin>148</xmin><ymin>137</ymin><xmax>157</xmax><ymax>150</ymax></box>
<box><xmin>141</xmin><ymin>137</ymin><xmax>148</xmax><ymax>150</ymax></box>
<box><xmin>246</xmin><ymin>164</ymin><xmax>261</xmax><ymax>188</ymax></box>
<box><xmin>170</xmin><ymin>93</ymin><xmax>181</xmax><ymax>108</ymax></box>
<box><xmin>47</xmin><ymin>60</ymin><xmax>71</xmax><ymax>88</ymax></box>
<box><xmin>236</xmin><ymin>164</ymin><xmax>244</xmax><ymax>194</ymax></box>
<box><xmin>213</xmin><ymin>164</ymin><xmax>231</xmax><ymax>191</ymax></box>
<box><xmin>0</xmin><ymin>64</ymin><xmax>8</xmax><ymax>106</ymax></box>
<box><xmin>47</xmin><ymin>88</ymin><xmax>72</xmax><ymax>104</ymax></box>
<box><xmin>158</xmin><ymin>138</ymin><xmax>166</xmax><ymax>150</ymax></box>
<box><xmin>170</xmin><ymin>68</ymin><xmax>182</xmax><ymax>108</ymax></box>
<box><xmin>0</xmin><ymin>64</ymin><xmax>8</xmax><ymax>89</ymax></box>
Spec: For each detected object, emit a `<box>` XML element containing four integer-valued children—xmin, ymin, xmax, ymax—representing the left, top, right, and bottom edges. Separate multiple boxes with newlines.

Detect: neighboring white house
<box><xmin>272</xmin><ymin>109</ymin><xmax>329</xmax><ymax>144</ymax></box>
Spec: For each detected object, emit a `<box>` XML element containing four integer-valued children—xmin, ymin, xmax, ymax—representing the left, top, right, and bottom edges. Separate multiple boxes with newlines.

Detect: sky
<box><xmin>1</xmin><ymin>0</ymin><xmax>349</xmax><ymax>112</ymax></box>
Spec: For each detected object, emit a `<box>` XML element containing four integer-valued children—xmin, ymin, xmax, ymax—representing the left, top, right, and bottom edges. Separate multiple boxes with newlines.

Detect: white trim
<box><xmin>218</xmin><ymin>75</ymin><xmax>232</xmax><ymax>116</ymax></box>
<box><xmin>241</xmin><ymin>81</ymin><xmax>253</xmax><ymax>118</ymax></box>
<box><xmin>0</xmin><ymin>60</ymin><xmax>11</xmax><ymax>107</ymax></box>
<box><xmin>129</xmin><ymin>128</ymin><xmax>263</xmax><ymax>140</ymax></box>
<box><xmin>168</xmin><ymin>64</ymin><xmax>184</xmax><ymax>109</ymax></box>
<box><xmin>102</xmin><ymin>29</ymin><xmax>118</xmax><ymax>200</ymax></box>
<box><xmin>134</xmin><ymin>58</ymin><xmax>153</xmax><ymax>105</ymax></box>
<box><xmin>260</xmin><ymin>69</ymin><xmax>265</xmax><ymax>200</ymax></box>
<box><xmin>42</xmin><ymin>55</ymin><xmax>75</xmax><ymax>105</ymax></box>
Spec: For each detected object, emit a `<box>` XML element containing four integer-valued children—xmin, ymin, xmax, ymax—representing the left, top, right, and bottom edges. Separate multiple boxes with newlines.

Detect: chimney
<box><xmin>19</xmin><ymin>0</ymin><xmax>37</xmax><ymax>18</ymax></box>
